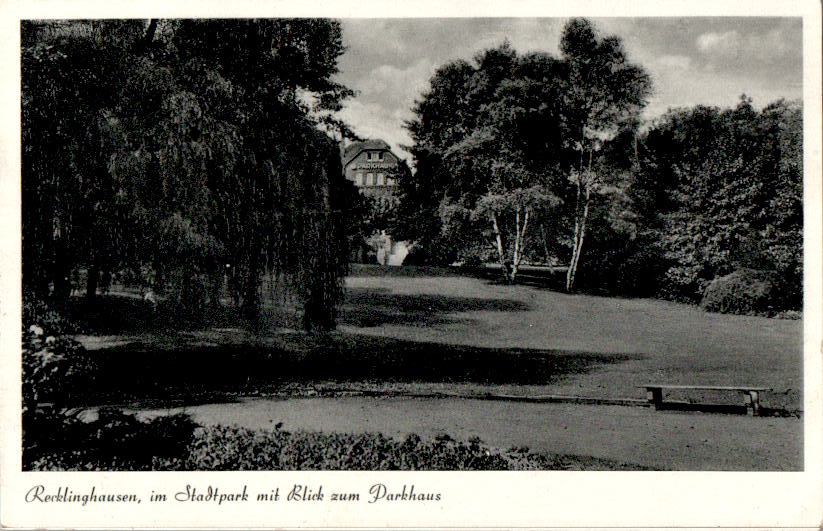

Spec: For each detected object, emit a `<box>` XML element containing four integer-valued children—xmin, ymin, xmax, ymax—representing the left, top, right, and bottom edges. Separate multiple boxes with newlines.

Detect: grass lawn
<box><xmin>340</xmin><ymin>273</ymin><xmax>803</xmax><ymax>412</ymax></box>
<box><xmin>34</xmin><ymin>268</ymin><xmax>802</xmax><ymax>471</ymax></box>
<box><xmin>69</xmin><ymin>268</ymin><xmax>802</xmax><ymax>413</ymax></box>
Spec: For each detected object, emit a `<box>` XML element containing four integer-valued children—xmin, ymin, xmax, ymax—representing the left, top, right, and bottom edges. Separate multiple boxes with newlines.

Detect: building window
<box><xmin>377</xmin><ymin>173</ymin><xmax>385</xmax><ymax>186</ymax></box>
<box><xmin>366</xmin><ymin>172</ymin><xmax>374</xmax><ymax>186</ymax></box>
<box><xmin>367</xmin><ymin>151</ymin><xmax>384</xmax><ymax>161</ymax></box>
<box><xmin>386</xmin><ymin>177</ymin><xmax>395</xmax><ymax>186</ymax></box>
<box><xmin>356</xmin><ymin>172</ymin><xmax>364</xmax><ymax>186</ymax></box>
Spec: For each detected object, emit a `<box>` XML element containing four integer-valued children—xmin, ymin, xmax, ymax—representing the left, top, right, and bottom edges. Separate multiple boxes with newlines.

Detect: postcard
<box><xmin>1</xmin><ymin>0</ymin><xmax>821</xmax><ymax>528</ymax></box>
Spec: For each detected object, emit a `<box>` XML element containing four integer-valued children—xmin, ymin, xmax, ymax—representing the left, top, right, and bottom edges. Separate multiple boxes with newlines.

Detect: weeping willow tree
<box><xmin>22</xmin><ymin>19</ymin><xmax>356</xmax><ymax>330</ymax></box>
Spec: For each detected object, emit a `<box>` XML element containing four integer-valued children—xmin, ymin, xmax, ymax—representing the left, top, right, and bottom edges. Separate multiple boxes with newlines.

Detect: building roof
<box><xmin>342</xmin><ymin>139</ymin><xmax>394</xmax><ymax>167</ymax></box>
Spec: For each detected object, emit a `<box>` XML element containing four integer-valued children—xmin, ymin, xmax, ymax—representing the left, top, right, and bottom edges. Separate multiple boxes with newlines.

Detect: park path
<box><xmin>135</xmin><ymin>396</ymin><xmax>802</xmax><ymax>471</ymax></box>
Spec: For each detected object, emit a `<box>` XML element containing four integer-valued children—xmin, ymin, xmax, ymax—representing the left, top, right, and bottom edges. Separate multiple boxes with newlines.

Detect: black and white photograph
<box><xmin>1</xmin><ymin>1</ymin><xmax>821</xmax><ymax>528</ymax></box>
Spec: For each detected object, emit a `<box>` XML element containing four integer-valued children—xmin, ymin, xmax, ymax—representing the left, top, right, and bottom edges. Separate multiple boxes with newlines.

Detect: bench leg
<box><xmin>744</xmin><ymin>391</ymin><xmax>761</xmax><ymax>416</ymax></box>
<box><xmin>647</xmin><ymin>388</ymin><xmax>663</xmax><ymax>410</ymax></box>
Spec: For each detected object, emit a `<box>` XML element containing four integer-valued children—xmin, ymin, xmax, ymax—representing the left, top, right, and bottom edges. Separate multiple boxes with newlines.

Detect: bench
<box><xmin>639</xmin><ymin>385</ymin><xmax>772</xmax><ymax>416</ymax></box>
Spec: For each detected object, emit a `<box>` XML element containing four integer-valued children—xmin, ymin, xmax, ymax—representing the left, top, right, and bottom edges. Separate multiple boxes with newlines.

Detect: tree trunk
<box><xmin>241</xmin><ymin>262</ymin><xmax>261</xmax><ymax>322</ymax></box>
<box><xmin>101</xmin><ymin>270</ymin><xmax>112</xmax><ymax>294</ymax></box>
<box><xmin>209</xmin><ymin>267</ymin><xmax>223</xmax><ymax>310</ymax></box>
<box><xmin>86</xmin><ymin>264</ymin><xmax>99</xmax><ymax>300</ymax></box>
<box><xmin>135</xmin><ymin>19</ymin><xmax>158</xmax><ymax>54</ymax></box>
<box><xmin>566</xmin><ymin>177</ymin><xmax>583</xmax><ymax>292</ymax></box>
<box><xmin>51</xmin><ymin>235</ymin><xmax>72</xmax><ymax>301</ymax></box>
<box><xmin>490</xmin><ymin>212</ymin><xmax>511</xmax><ymax>282</ymax></box>
<box><xmin>566</xmin><ymin>186</ymin><xmax>590</xmax><ymax>292</ymax></box>
<box><xmin>511</xmin><ymin>208</ymin><xmax>530</xmax><ymax>284</ymax></box>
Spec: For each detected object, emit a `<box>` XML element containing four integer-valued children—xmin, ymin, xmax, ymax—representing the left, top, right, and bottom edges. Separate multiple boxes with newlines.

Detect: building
<box><xmin>341</xmin><ymin>139</ymin><xmax>408</xmax><ymax>265</ymax></box>
<box><xmin>342</xmin><ymin>138</ymin><xmax>400</xmax><ymax>210</ymax></box>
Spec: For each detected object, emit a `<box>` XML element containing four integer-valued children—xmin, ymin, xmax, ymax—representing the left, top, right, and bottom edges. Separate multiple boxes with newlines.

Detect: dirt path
<box><xmin>136</xmin><ymin>397</ymin><xmax>802</xmax><ymax>471</ymax></box>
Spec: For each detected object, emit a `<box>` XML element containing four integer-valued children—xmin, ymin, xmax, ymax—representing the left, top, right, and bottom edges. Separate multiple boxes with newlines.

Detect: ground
<box><xmin>339</xmin><ymin>270</ymin><xmax>802</xmax><ymax>411</ymax></box>
<box><xmin>71</xmin><ymin>266</ymin><xmax>804</xmax><ymax>470</ymax></box>
<box><xmin>134</xmin><ymin>397</ymin><xmax>801</xmax><ymax>471</ymax></box>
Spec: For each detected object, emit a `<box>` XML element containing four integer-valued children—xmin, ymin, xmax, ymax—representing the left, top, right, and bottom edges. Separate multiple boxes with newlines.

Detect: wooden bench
<box><xmin>639</xmin><ymin>385</ymin><xmax>772</xmax><ymax>416</ymax></box>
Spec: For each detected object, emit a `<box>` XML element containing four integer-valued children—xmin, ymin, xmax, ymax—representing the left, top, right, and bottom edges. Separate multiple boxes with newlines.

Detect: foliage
<box><xmin>399</xmin><ymin>20</ymin><xmax>650</xmax><ymax>287</ymax></box>
<box><xmin>22</xmin><ymin>329</ymin><xmax>95</xmax><ymax>417</ymax></box>
<box><xmin>22</xmin><ymin>295</ymin><xmax>78</xmax><ymax>336</ymax></box>
<box><xmin>21</xmin><ymin>21</ymin><xmax>143</xmax><ymax>300</ymax></box>
<box><xmin>631</xmin><ymin>97</ymin><xmax>803</xmax><ymax>308</ymax></box>
<box><xmin>700</xmin><ymin>269</ymin><xmax>785</xmax><ymax>316</ymax></box>
<box><xmin>22</xmin><ymin>303</ymin><xmax>96</xmax><ymax>419</ymax></box>
<box><xmin>28</xmin><ymin>422</ymin><xmax>648</xmax><ymax>471</ymax></box>
<box><xmin>25</xmin><ymin>410</ymin><xmax>199</xmax><ymax>471</ymax></box>
<box><xmin>22</xmin><ymin>298</ymin><xmax>101</xmax><ymax>462</ymax></box>
<box><xmin>401</xmin><ymin>43</ymin><xmax>567</xmax><ymax>281</ymax></box>
<box><xmin>22</xmin><ymin>19</ymin><xmax>356</xmax><ymax>329</ymax></box>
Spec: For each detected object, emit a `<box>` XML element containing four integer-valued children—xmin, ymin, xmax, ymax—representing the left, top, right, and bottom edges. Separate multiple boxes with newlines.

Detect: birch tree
<box><xmin>402</xmin><ymin>44</ymin><xmax>565</xmax><ymax>280</ymax></box>
<box><xmin>558</xmin><ymin>19</ymin><xmax>652</xmax><ymax>291</ymax></box>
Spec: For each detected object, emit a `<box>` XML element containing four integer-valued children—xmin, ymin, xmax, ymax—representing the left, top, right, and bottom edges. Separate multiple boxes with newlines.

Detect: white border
<box><xmin>1</xmin><ymin>1</ymin><xmax>821</xmax><ymax>528</ymax></box>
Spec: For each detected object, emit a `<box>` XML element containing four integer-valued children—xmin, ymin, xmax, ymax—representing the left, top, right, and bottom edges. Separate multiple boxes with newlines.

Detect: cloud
<box><xmin>696</xmin><ymin>30</ymin><xmax>741</xmax><ymax>54</ymax></box>
<box><xmin>359</xmin><ymin>59</ymin><xmax>437</xmax><ymax>104</ymax></box>
<box><xmin>335</xmin><ymin>18</ymin><xmax>802</xmax><ymax>166</ymax></box>
<box><xmin>459</xmin><ymin>19</ymin><xmax>564</xmax><ymax>59</ymax></box>
<box><xmin>337</xmin><ymin>58</ymin><xmax>436</xmax><ymax>161</ymax></box>
<box><xmin>337</xmin><ymin>100</ymin><xmax>414</xmax><ymax>161</ymax></box>
<box><xmin>695</xmin><ymin>24</ymin><xmax>800</xmax><ymax>64</ymax></box>
<box><xmin>654</xmin><ymin>54</ymin><xmax>693</xmax><ymax>70</ymax></box>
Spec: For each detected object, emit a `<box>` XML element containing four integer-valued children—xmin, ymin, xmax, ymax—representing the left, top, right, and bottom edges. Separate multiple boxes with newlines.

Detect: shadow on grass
<box><xmin>473</xmin><ymin>266</ymin><xmax>574</xmax><ymax>294</ymax></box>
<box><xmin>61</xmin><ymin>285</ymin><xmax>528</xmax><ymax>334</ymax></box>
<box><xmin>652</xmin><ymin>402</ymin><xmax>800</xmax><ymax>418</ymax></box>
<box><xmin>348</xmin><ymin>264</ymin><xmax>468</xmax><ymax>278</ymax></box>
<box><xmin>341</xmin><ymin>288</ymin><xmax>528</xmax><ymax>327</ymax></box>
<box><xmin>74</xmin><ymin>332</ymin><xmax>640</xmax><ymax>406</ymax></box>
<box><xmin>60</xmin><ymin>294</ymin><xmax>296</xmax><ymax>335</ymax></box>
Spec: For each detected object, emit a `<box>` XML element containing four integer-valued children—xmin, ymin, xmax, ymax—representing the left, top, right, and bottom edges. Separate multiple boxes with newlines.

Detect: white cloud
<box><xmin>655</xmin><ymin>54</ymin><xmax>693</xmax><ymax>70</ymax></box>
<box><xmin>335</xmin><ymin>19</ymin><xmax>802</xmax><ymax>167</ymax></box>
<box><xmin>696</xmin><ymin>25</ymin><xmax>798</xmax><ymax>63</ymax></box>
<box><xmin>337</xmin><ymin>100</ymin><xmax>414</xmax><ymax>161</ymax></box>
<box><xmin>696</xmin><ymin>30</ymin><xmax>741</xmax><ymax>54</ymax></box>
<box><xmin>337</xmin><ymin>58</ymin><xmax>437</xmax><ymax>161</ymax></box>
<box><xmin>359</xmin><ymin>59</ymin><xmax>436</xmax><ymax>103</ymax></box>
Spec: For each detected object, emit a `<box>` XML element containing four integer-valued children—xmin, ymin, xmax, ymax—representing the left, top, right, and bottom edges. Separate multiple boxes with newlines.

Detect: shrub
<box><xmin>700</xmin><ymin>268</ymin><xmax>786</xmax><ymax>316</ymax></box>
<box><xmin>29</xmin><ymin>424</ymin><xmax>649</xmax><ymax>471</ymax></box>
<box><xmin>22</xmin><ymin>317</ymin><xmax>96</xmax><ymax>417</ymax></box>
<box><xmin>22</xmin><ymin>297</ymin><xmax>100</xmax><ymax>461</ymax></box>
<box><xmin>25</xmin><ymin>410</ymin><xmax>199</xmax><ymax>470</ymax></box>
<box><xmin>23</xmin><ymin>296</ymin><xmax>78</xmax><ymax>336</ymax></box>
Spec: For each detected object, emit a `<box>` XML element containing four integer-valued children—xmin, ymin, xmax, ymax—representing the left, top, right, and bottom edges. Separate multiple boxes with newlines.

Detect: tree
<box><xmin>401</xmin><ymin>44</ymin><xmax>565</xmax><ymax>281</ymax></box>
<box><xmin>398</xmin><ymin>20</ymin><xmax>650</xmax><ymax>288</ymax></box>
<box><xmin>398</xmin><ymin>59</ymin><xmax>477</xmax><ymax>265</ymax></box>
<box><xmin>22</xmin><ymin>21</ymin><xmax>155</xmax><ymax>301</ymax></box>
<box><xmin>440</xmin><ymin>81</ymin><xmax>562</xmax><ymax>282</ymax></box>
<box><xmin>22</xmin><ymin>19</ymin><xmax>357</xmax><ymax>329</ymax></box>
<box><xmin>557</xmin><ymin>19</ymin><xmax>652</xmax><ymax>291</ymax></box>
<box><xmin>631</xmin><ymin>96</ymin><xmax>803</xmax><ymax>308</ymax></box>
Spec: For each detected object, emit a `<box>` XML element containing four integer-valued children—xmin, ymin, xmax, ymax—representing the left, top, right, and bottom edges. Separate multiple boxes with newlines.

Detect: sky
<box><xmin>333</xmin><ymin>17</ymin><xmax>803</xmax><ymax>162</ymax></box>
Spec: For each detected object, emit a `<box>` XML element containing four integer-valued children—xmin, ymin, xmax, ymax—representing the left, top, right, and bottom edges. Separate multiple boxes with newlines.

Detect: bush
<box><xmin>25</xmin><ymin>410</ymin><xmax>199</xmax><ymax>470</ymax></box>
<box><xmin>700</xmin><ymin>268</ymin><xmax>786</xmax><ymax>316</ymax></box>
<box><xmin>22</xmin><ymin>314</ymin><xmax>96</xmax><ymax>417</ymax></box>
<box><xmin>29</xmin><ymin>423</ymin><xmax>649</xmax><ymax>471</ymax></box>
<box><xmin>575</xmin><ymin>230</ymin><xmax>671</xmax><ymax>298</ymax></box>
<box><xmin>22</xmin><ymin>297</ymin><xmax>100</xmax><ymax>461</ymax></box>
<box><xmin>23</xmin><ymin>296</ymin><xmax>78</xmax><ymax>336</ymax></box>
